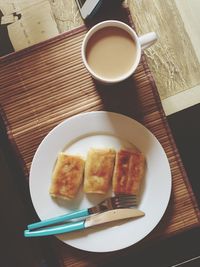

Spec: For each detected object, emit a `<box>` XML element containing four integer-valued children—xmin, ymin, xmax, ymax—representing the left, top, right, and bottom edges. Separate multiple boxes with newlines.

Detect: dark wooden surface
<box><xmin>0</xmin><ymin>104</ymin><xmax>199</xmax><ymax>267</ymax></box>
<box><xmin>168</xmin><ymin>104</ymin><xmax>200</xmax><ymax>208</ymax></box>
<box><xmin>0</xmin><ymin>2</ymin><xmax>199</xmax><ymax>265</ymax></box>
<box><xmin>0</xmin><ymin>115</ymin><xmax>60</xmax><ymax>267</ymax></box>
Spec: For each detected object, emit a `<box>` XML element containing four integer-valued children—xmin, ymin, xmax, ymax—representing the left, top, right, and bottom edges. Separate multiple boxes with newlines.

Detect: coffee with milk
<box><xmin>86</xmin><ymin>26</ymin><xmax>137</xmax><ymax>80</ymax></box>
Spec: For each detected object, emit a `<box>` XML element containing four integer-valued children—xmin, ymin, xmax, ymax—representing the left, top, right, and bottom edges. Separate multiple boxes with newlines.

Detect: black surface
<box><xmin>0</xmin><ymin>10</ymin><xmax>14</xmax><ymax>56</ymax></box>
<box><xmin>168</xmin><ymin>104</ymin><xmax>200</xmax><ymax>207</ymax></box>
<box><xmin>100</xmin><ymin>228</ymin><xmax>200</xmax><ymax>267</ymax></box>
<box><xmin>0</xmin><ymin>116</ymin><xmax>60</xmax><ymax>267</ymax></box>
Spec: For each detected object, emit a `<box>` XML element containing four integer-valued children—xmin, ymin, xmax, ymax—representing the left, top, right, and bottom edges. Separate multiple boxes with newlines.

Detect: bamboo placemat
<box><xmin>0</xmin><ymin>6</ymin><xmax>199</xmax><ymax>267</ymax></box>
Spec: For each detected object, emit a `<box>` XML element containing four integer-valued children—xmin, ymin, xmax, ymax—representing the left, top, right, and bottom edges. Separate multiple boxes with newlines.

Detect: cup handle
<box><xmin>138</xmin><ymin>32</ymin><xmax>157</xmax><ymax>50</ymax></box>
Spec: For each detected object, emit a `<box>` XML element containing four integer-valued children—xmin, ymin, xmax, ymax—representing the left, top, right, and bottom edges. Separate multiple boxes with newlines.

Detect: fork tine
<box><xmin>117</xmin><ymin>195</ymin><xmax>136</xmax><ymax>200</ymax></box>
<box><xmin>90</xmin><ymin>195</ymin><xmax>138</xmax><ymax>214</ymax></box>
<box><xmin>116</xmin><ymin>195</ymin><xmax>136</xmax><ymax>203</ymax></box>
<box><xmin>117</xmin><ymin>198</ymin><xmax>137</xmax><ymax>204</ymax></box>
<box><xmin>113</xmin><ymin>195</ymin><xmax>137</xmax><ymax>208</ymax></box>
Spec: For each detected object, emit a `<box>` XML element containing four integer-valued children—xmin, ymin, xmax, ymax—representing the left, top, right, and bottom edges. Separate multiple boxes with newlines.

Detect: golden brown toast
<box><xmin>112</xmin><ymin>148</ymin><xmax>145</xmax><ymax>196</ymax></box>
<box><xmin>49</xmin><ymin>153</ymin><xmax>85</xmax><ymax>199</ymax></box>
<box><xmin>84</xmin><ymin>148</ymin><xmax>116</xmax><ymax>194</ymax></box>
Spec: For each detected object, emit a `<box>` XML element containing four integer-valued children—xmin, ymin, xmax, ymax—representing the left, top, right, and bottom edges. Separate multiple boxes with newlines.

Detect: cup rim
<box><xmin>81</xmin><ymin>20</ymin><xmax>142</xmax><ymax>84</ymax></box>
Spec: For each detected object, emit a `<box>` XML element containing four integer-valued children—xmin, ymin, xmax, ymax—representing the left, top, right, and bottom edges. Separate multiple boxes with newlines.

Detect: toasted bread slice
<box><xmin>112</xmin><ymin>148</ymin><xmax>145</xmax><ymax>196</ymax></box>
<box><xmin>84</xmin><ymin>148</ymin><xmax>116</xmax><ymax>194</ymax></box>
<box><xmin>49</xmin><ymin>153</ymin><xmax>85</xmax><ymax>199</ymax></box>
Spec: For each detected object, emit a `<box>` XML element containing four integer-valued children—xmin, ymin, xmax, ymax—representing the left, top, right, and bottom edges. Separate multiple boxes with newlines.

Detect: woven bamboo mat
<box><xmin>0</xmin><ymin>6</ymin><xmax>199</xmax><ymax>267</ymax></box>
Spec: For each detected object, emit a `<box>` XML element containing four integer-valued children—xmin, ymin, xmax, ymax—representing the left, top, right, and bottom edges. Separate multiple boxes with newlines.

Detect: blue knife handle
<box><xmin>24</xmin><ymin>220</ymin><xmax>85</xmax><ymax>237</ymax></box>
<box><xmin>27</xmin><ymin>209</ymin><xmax>89</xmax><ymax>230</ymax></box>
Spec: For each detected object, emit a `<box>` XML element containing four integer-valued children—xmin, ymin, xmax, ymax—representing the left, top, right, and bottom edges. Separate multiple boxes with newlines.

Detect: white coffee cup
<box><xmin>81</xmin><ymin>20</ymin><xmax>157</xmax><ymax>84</ymax></box>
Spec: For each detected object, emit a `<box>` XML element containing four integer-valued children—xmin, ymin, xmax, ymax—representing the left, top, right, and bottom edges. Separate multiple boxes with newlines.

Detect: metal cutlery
<box><xmin>24</xmin><ymin>208</ymin><xmax>144</xmax><ymax>237</ymax></box>
<box><xmin>27</xmin><ymin>195</ymin><xmax>137</xmax><ymax>231</ymax></box>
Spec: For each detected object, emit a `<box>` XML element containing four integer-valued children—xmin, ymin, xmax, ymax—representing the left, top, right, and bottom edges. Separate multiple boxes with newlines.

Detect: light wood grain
<box><xmin>49</xmin><ymin>0</ymin><xmax>83</xmax><ymax>32</ymax></box>
<box><xmin>53</xmin><ymin>0</ymin><xmax>200</xmax><ymax>101</ymax></box>
<box><xmin>175</xmin><ymin>0</ymin><xmax>200</xmax><ymax>62</ymax></box>
<box><xmin>51</xmin><ymin>0</ymin><xmax>200</xmax><ymax>114</ymax></box>
<box><xmin>126</xmin><ymin>0</ymin><xmax>200</xmax><ymax>100</ymax></box>
<box><xmin>162</xmin><ymin>85</ymin><xmax>200</xmax><ymax>115</ymax></box>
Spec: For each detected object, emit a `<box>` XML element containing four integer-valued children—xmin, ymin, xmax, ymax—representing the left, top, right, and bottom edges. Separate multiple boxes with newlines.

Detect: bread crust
<box><xmin>112</xmin><ymin>148</ymin><xmax>145</xmax><ymax>196</ymax></box>
<box><xmin>84</xmin><ymin>148</ymin><xmax>116</xmax><ymax>194</ymax></box>
<box><xmin>49</xmin><ymin>153</ymin><xmax>84</xmax><ymax>199</ymax></box>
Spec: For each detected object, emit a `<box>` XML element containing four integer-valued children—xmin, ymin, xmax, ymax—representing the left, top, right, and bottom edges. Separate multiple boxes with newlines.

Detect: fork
<box><xmin>27</xmin><ymin>195</ymin><xmax>137</xmax><ymax>231</ymax></box>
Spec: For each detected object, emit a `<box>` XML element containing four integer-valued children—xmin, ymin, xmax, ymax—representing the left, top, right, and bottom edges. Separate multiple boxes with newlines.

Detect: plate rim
<box><xmin>29</xmin><ymin>111</ymin><xmax>172</xmax><ymax>252</ymax></box>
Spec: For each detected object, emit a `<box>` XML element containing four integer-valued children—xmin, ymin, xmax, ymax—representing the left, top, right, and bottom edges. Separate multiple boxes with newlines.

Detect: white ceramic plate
<box><xmin>30</xmin><ymin>111</ymin><xmax>171</xmax><ymax>252</ymax></box>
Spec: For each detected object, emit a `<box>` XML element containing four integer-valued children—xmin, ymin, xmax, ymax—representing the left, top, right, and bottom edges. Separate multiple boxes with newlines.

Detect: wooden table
<box><xmin>1</xmin><ymin>0</ymin><xmax>199</xmax><ymax>114</ymax></box>
<box><xmin>0</xmin><ymin>1</ymin><xmax>199</xmax><ymax>267</ymax></box>
<box><xmin>50</xmin><ymin>0</ymin><xmax>200</xmax><ymax>116</ymax></box>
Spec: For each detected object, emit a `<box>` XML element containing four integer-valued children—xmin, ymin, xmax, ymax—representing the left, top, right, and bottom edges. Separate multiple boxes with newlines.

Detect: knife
<box><xmin>24</xmin><ymin>209</ymin><xmax>144</xmax><ymax>237</ymax></box>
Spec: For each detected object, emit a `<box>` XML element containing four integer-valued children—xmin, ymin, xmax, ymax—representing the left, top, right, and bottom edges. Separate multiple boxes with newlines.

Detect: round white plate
<box><xmin>30</xmin><ymin>111</ymin><xmax>171</xmax><ymax>252</ymax></box>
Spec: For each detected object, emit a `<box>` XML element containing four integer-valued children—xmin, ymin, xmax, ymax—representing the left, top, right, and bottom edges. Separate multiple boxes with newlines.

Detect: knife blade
<box><xmin>24</xmin><ymin>209</ymin><xmax>144</xmax><ymax>238</ymax></box>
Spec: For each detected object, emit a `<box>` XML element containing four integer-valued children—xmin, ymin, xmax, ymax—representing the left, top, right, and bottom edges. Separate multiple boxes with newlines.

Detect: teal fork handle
<box><xmin>28</xmin><ymin>209</ymin><xmax>89</xmax><ymax>230</ymax></box>
<box><xmin>24</xmin><ymin>220</ymin><xmax>85</xmax><ymax>237</ymax></box>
